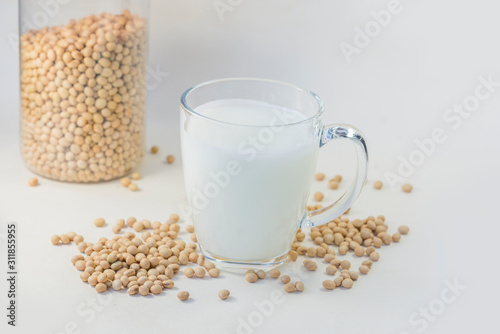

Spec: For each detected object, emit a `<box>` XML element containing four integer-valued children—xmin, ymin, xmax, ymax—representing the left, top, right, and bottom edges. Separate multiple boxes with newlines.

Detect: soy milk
<box><xmin>181</xmin><ymin>99</ymin><xmax>319</xmax><ymax>261</ymax></box>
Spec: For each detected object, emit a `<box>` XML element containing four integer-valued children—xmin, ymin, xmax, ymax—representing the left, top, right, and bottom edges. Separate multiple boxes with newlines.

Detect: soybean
<box><xmin>342</xmin><ymin>278</ymin><xmax>354</xmax><ymax>289</ymax></box>
<box><xmin>315</xmin><ymin>173</ymin><xmax>325</xmax><ymax>181</ymax></box>
<box><xmin>398</xmin><ymin>225</ymin><xmax>410</xmax><ymax>235</ymax></box>
<box><xmin>322</xmin><ymin>280</ymin><xmax>336</xmax><ymax>290</ymax></box>
<box><xmin>50</xmin><ymin>235</ymin><xmax>60</xmax><ymax>245</ymax></box>
<box><xmin>95</xmin><ymin>283</ymin><xmax>107</xmax><ymax>293</ymax></box>
<box><xmin>280</xmin><ymin>275</ymin><xmax>291</xmax><ymax>284</ymax></box>
<box><xmin>359</xmin><ymin>265</ymin><xmax>370</xmax><ymax>274</ymax></box>
<box><xmin>218</xmin><ymin>289</ymin><xmax>230</xmax><ymax>300</ymax></box>
<box><xmin>94</xmin><ymin>218</ymin><xmax>105</xmax><ymax>227</ymax></box>
<box><xmin>284</xmin><ymin>282</ymin><xmax>296</xmax><ymax>293</ymax></box>
<box><xmin>166</xmin><ymin>155</ymin><xmax>175</xmax><ymax>164</ymax></box>
<box><xmin>208</xmin><ymin>268</ymin><xmax>220</xmax><ymax>278</ymax></box>
<box><xmin>402</xmin><ymin>184</ymin><xmax>413</xmax><ymax>193</ymax></box>
<box><xmin>304</xmin><ymin>259</ymin><xmax>318</xmax><ymax>271</ymax></box>
<box><xmin>28</xmin><ymin>177</ymin><xmax>39</xmax><ymax>187</ymax></box>
<box><xmin>177</xmin><ymin>291</ymin><xmax>190</xmax><ymax>301</ymax></box>
<box><xmin>340</xmin><ymin>260</ymin><xmax>351</xmax><ymax>270</ymax></box>
<box><xmin>245</xmin><ymin>271</ymin><xmax>258</xmax><ymax>283</ymax></box>
<box><xmin>269</xmin><ymin>268</ymin><xmax>281</xmax><ymax>278</ymax></box>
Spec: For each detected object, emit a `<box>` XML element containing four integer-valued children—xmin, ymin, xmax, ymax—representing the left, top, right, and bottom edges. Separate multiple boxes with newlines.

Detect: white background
<box><xmin>1</xmin><ymin>0</ymin><xmax>499</xmax><ymax>333</ymax></box>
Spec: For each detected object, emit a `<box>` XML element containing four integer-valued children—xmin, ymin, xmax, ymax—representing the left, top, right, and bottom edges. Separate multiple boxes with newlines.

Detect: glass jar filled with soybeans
<box><xmin>19</xmin><ymin>0</ymin><xmax>150</xmax><ymax>182</ymax></box>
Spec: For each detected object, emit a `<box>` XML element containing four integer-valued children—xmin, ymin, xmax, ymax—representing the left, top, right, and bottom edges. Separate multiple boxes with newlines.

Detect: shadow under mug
<box><xmin>180</xmin><ymin>78</ymin><xmax>368</xmax><ymax>271</ymax></box>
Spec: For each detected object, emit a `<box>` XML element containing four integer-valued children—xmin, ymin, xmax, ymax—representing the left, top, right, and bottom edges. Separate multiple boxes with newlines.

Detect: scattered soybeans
<box><xmin>373</xmin><ymin>180</ymin><xmax>383</xmax><ymax>189</ymax></box>
<box><xmin>128</xmin><ymin>184</ymin><xmax>139</xmax><ymax>192</ymax></box>
<box><xmin>186</xmin><ymin>225</ymin><xmax>195</xmax><ymax>233</ymax></box>
<box><xmin>131</xmin><ymin>172</ymin><xmax>141</xmax><ymax>180</ymax></box>
<box><xmin>53</xmin><ymin>205</ymin><xmax>409</xmax><ymax>297</ymax></box>
<box><xmin>333</xmin><ymin>175</ymin><xmax>342</xmax><ymax>182</ymax></box>
<box><xmin>28</xmin><ymin>177</ymin><xmax>39</xmax><ymax>187</ymax></box>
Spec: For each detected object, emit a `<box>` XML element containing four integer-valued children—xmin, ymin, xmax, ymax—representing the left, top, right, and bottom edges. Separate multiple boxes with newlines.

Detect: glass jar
<box><xmin>19</xmin><ymin>0</ymin><xmax>149</xmax><ymax>182</ymax></box>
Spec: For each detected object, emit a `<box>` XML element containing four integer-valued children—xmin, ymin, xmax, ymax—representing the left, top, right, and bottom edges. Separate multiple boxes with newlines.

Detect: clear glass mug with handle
<box><xmin>180</xmin><ymin>78</ymin><xmax>368</xmax><ymax>271</ymax></box>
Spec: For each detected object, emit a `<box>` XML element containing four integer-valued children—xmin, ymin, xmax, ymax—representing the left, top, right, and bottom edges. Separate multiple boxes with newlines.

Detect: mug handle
<box><xmin>301</xmin><ymin>124</ymin><xmax>368</xmax><ymax>227</ymax></box>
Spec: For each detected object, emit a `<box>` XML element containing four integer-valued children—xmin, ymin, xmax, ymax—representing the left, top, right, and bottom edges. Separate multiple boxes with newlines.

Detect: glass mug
<box><xmin>180</xmin><ymin>78</ymin><xmax>368</xmax><ymax>271</ymax></box>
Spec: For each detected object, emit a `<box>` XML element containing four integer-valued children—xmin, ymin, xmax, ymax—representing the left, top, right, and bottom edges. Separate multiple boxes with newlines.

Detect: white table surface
<box><xmin>1</xmin><ymin>1</ymin><xmax>499</xmax><ymax>333</ymax></box>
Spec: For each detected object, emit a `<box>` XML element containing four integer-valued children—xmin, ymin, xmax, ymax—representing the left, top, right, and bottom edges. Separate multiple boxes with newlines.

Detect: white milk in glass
<box><xmin>181</xmin><ymin>99</ymin><xmax>319</xmax><ymax>261</ymax></box>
